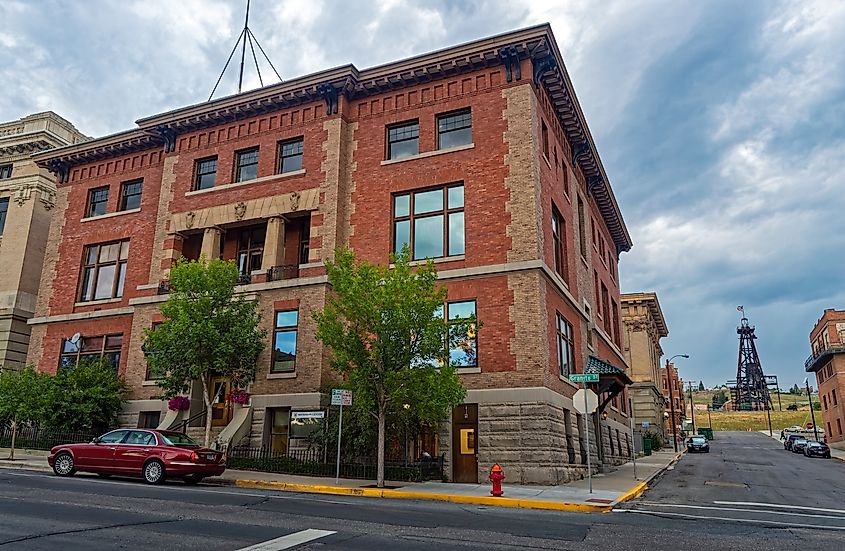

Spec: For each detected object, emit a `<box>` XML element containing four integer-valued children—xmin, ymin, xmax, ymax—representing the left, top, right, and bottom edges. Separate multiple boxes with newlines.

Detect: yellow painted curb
<box><xmin>614</xmin><ymin>481</ymin><xmax>648</xmax><ymax>504</ymax></box>
<box><xmin>232</xmin><ymin>479</ymin><xmax>613</xmax><ymax>513</ymax></box>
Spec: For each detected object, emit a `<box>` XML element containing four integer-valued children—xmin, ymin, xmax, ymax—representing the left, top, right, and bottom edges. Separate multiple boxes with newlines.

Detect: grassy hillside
<box><xmin>698</xmin><ymin>410</ymin><xmax>821</xmax><ymax>432</ymax></box>
<box><xmin>689</xmin><ymin>390</ymin><xmax>811</xmax><ymax>408</ymax></box>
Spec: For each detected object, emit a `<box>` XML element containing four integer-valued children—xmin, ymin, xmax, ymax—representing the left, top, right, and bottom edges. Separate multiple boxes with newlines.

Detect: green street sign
<box><xmin>571</xmin><ymin>373</ymin><xmax>599</xmax><ymax>383</ymax></box>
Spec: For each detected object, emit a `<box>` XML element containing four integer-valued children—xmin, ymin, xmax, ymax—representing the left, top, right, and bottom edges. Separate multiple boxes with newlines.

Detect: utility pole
<box><xmin>707</xmin><ymin>404</ymin><xmax>712</xmax><ymax>429</ymax></box>
<box><xmin>688</xmin><ymin>381</ymin><xmax>697</xmax><ymax>434</ymax></box>
<box><xmin>805</xmin><ymin>378</ymin><xmax>819</xmax><ymax>442</ymax></box>
<box><xmin>667</xmin><ymin>362</ymin><xmax>678</xmax><ymax>452</ymax></box>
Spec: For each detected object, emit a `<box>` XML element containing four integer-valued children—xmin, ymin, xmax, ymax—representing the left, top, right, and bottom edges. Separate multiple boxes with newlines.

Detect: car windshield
<box><xmin>690</xmin><ymin>437</ymin><xmax>706</xmax><ymax>443</ymax></box>
<box><xmin>159</xmin><ymin>432</ymin><xmax>200</xmax><ymax>447</ymax></box>
<box><xmin>794</xmin><ymin>439</ymin><xmax>807</xmax><ymax>444</ymax></box>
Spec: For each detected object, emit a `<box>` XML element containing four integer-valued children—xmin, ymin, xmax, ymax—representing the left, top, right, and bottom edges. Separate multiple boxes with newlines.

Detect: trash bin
<box><xmin>698</xmin><ymin>428</ymin><xmax>714</xmax><ymax>440</ymax></box>
<box><xmin>643</xmin><ymin>436</ymin><xmax>652</xmax><ymax>456</ymax></box>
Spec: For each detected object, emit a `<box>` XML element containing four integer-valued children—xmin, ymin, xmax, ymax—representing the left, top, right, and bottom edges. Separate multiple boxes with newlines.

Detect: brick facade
<box><xmin>28</xmin><ymin>24</ymin><xmax>634</xmax><ymax>483</ymax></box>
<box><xmin>807</xmin><ymin>308</ymin><xmax>845</xmax><ymax>450</ymax></box>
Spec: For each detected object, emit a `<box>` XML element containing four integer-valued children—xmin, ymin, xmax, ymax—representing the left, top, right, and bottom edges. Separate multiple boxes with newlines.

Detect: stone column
<box><xmin>200</xmin><ymin>227</ymin><xmax>222</xmax><ymax>261</ymax></box>
<box><xmin>261</xmin><ymin>216</ymin><xmax>286</xmax><ymax>270</ymax></box>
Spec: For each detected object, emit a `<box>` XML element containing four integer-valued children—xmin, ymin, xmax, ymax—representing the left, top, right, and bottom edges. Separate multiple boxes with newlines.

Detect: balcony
<box><xmin>805</xmin><ymin>344</ymin><xmax>845</xmax><ymax>372</ymax></box>
<box><xmin>266</xmin><ymin>264</ymin><xmax>300</xmax><ymax>282</ymax></box>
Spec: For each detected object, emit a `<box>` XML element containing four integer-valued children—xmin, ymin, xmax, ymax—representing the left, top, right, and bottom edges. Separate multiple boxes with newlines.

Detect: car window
<box><xmin>98</xmin><ymin>430</ymin><xmax>129</xmax><ymax>444</ymax></box>
<box><xmin>159</xmin><ymin>431</ymin><xmax>200</xmax><ymax>447</ymax></box>
<box><xmin>125</xmin><ymin>430</ymin><xmax>155</xmax><ymax>446</ymax></box>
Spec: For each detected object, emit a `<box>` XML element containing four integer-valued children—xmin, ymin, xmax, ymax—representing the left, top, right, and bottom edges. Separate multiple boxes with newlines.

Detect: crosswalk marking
<box><xmin>236</xmin><ymin>529</ymin><xmax>336</xmax><ymax>550</ymax></box>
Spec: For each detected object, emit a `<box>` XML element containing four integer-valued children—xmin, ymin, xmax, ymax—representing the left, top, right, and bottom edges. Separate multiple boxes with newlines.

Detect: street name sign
<box><xmin>331</xmin><ymin>389</ymin><xmax>352</xmax><ymax>406</ymax></box>
<box><xmin>572</xmin><ymin>388</ymin><xmax>598</xmax><ymax>414</ymax></box>
<box><xmin>292</xmin><ymin>411</ymin><xmax>326</xmax><ymax>420</ymax></box>
<box><xmin>570</xmin><ymin>373</ymin><xmax>599</xmax><ymax>383</ymax></box>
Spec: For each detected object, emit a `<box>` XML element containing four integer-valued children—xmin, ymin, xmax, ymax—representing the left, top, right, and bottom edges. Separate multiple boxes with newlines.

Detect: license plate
<box><xmin>206</xmin><ymin>454</ymin><xmax>215</xmax><ymax>461</ymax></box>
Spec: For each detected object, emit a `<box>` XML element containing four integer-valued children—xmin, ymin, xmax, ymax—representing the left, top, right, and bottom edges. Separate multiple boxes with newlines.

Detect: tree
<box><xmin>698</xmin><ymin>381</ymin><xmax>705</xmax><ymax>392</ymax></box>
<box><xmin>0</xmin><ymin>367</ymin><xmax>49</xmax><ymax>460</ymax></box>
<box><xmin>314</xmin><ymin>248</ymin><xmax>468</xmax><ymax>488</ymax></box>
<box><xmin>787</xmin><ymin>403</ymin><xmax>798</xmax><ymax>411</ymax></box>
<box><xmin>144</xmin><ymin>258</ymin><xmax>266</xmax><ymax>447</ymax></box>
<box><xmin>42</xmin><ymin>358</ymin><xmax>128</xmax><ymax>432</ymax></box>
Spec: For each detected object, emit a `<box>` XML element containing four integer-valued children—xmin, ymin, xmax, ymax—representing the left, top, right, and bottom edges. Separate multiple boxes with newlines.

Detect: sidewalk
<box><xmin>0</xmin><ymin>447</ymin><xmax>682</xmax><ymax>512</ymax></box>
<box><xmin>758</xmin><ymin>430</ymin><xmax>845</xmax><ymax>462</ymax></box>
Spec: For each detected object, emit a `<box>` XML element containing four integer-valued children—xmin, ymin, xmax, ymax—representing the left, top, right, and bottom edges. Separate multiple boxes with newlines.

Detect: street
<box><xmin>1</xmin><ymin>432</ymin><xmax>844</xmax><ymax>550</ymax></box>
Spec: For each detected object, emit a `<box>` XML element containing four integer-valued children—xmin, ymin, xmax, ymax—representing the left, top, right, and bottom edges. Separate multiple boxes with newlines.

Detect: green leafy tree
<box><xmin>143</xmin><ymin>258</ymin><xmax>266</xmax><ymax>446</ymax></box>
<box><xmin>0</xmin><ymin>367</ymin><xmax>49</xmax><ymax>460</ymax></box>
<box><xmin>314</xmin><ymin>248</ymin><xmax>468</xmax><ymax>488</ymax></box>
<box><xmin>787</xmin><ymin>403</ymin><xmax>799</xmax><ymax>411</ymax></box>
<box><xmin>698</xmin><ymin>381</ymin><xmax>705</xmax><ymax>392</ymax></box>
<box><xmin>42</xmin><ymin>359</ymin><xmax>128</xmax><ymax>432</ymax></box>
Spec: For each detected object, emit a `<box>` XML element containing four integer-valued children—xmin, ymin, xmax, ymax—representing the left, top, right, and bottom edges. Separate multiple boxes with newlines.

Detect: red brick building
<box><xmin>29</xmin><ymin>24</ymin><xmax>633</xmax><ymax>484</ymax></box>
<box><xmin>806</xmin><ymin>308</ymin><xmax>845</xmax><ymax>449</ymax></box>
<box><xmin>660</xmin><ymin>363</ymin><xmax>685</xmax><ymax>447</ymax></box>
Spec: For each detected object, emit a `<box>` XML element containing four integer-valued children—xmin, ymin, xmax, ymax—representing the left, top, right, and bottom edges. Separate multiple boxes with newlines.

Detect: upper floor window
<box><xmin>278</xmin><ymin>138</ymin><xmax>303</xmax><ymax>173</ymax></box>
<box><xmin>235</xmin><ymin>148</ymin><xmax>260</xmax><ymax>182</ymax></box>
<box><xmin>387</xmin><ymin>120</ymin><xmax>419</xmax><ymax>160</ymax></box>
<box><xmin>577</xmin><ymin>196</ymin><xmax>587</xmax><ymax>258</ymax></box>
<box><xmin>0</xmin><ymin>198</ymin><xmax>8</xmax><ymax>235</ymax></box>
<box><xmin>437</xmin><ymin>110</ymin><xmax>472</xmax><ymax>149</ymax></box>
<box><xmin>0</xmin><ymin>164</ymin><xmax>11</xmax><ymax>179</ymax></box>
<box><xmin>87</xmin><ymin>186</ymin><xmax>109</xmax><ymax>217</ymax></box>
<box><xmin>194</xmin><ymin>157</ymin><xmax>217</xmax><ymax>190</ymax></box>
<box><xmin>119</xmin><ymin>179</ymin><xmax>143</xmax><ymax>211</ymax></box>
<box><xmin>272</xmin><ymin>310</ymin><xmax>298</xmax><ymax>373</ymax></box>
<box><xmin>393</xmin><ymin>184</ymin><xmax>464</xmax><ymax>260</ymax></box>
<box><xmin>541</xmin><ymin>121</ymin><xmax>550</xmax><ymax>159</ymax></box>
<box><xmin>447</xmin><ymin>300</ymin><xmax>477</xmax><ymax>368</ymax></box>
<box><xmin>237</xmin><ymin>226</ymin><xmax>265</xmax><ymax>276</ymax></box>
<box><xmin>551</xmin><ymin>206</ymin><xmax>567</xmax><ymax>282</ymax></box>
<box><xmin>79</xmin><ymin>240</ymin><xmax>129</xmax><ymax>302</ymax></box>
<box><xmin>556</xmin><ymin>312</ymin><xmax>575</xmax><ymax>377</ymax></box>
<box><xmin>59</xmin><ymin>334</ymin><xmax>123</xmax><ymax>371</ymax></box>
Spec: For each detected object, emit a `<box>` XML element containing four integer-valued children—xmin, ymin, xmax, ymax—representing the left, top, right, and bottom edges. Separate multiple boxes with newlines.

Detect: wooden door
<box><xmin>451</xmin><ymin>403</ymin><xmax>478</xmax><ymax>483</ymax></box>
<box><xmin>210</xmin><ymin>377</ymin><xmax>232</xmax><ymax>427</ymax></box>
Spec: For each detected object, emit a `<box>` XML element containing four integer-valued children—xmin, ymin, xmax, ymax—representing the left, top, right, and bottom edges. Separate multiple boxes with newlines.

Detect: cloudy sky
<box><xmin>2</xmin><ymin>0</ymin><xmax>843</xmax><ymax>388</ymax></box>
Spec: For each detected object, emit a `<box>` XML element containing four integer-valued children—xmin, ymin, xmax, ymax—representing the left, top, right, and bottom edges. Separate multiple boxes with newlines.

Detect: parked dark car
<box><xmin>48</xmin><ymin>429</ymin><xmax>225</xmax><ymax>484</ymax></box>
<box><xmin>686</xmin><ymin>436</ymin><xmax>710</xmax><ymax>453</ymax></box>
<box><xmin>804</xmin><ymin>441</ymin><xmax>832</xmax><ymax>459</ymax></box>
<box><xmin>784</xmin><ymin>434</ymin><xmax>804</xmax><ymax>451</ymax></box>
<box><xmin>790</xmin><ymin>438</ymin><xmax>809</xmax><ymax>454</ymax></box>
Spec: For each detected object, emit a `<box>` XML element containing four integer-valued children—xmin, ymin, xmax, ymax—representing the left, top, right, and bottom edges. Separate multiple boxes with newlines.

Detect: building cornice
<box><xmin>621</xmin><ymin>292</ymin><xmax>668</xmax><ymax>337</ymax></box>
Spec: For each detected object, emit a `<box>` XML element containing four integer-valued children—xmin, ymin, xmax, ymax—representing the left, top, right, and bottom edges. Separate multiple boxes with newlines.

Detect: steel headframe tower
<box><xmin>733</xmin><ymin>306</ymin><xmax>772</xmax><ymax>411</ymax></box>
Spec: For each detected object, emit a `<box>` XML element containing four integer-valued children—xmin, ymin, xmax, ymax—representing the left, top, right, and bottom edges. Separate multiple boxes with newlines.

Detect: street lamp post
<box><xmin>665</xmin><ymin>354</ymin><xmax>689</xmax><ymax>453</ymax></box>
<box><xmin>805</xmin><ymin>378</ymin><xmax>820</xmax><ymax>442</ymax></box>
<box><xmin>688</xmin><ymin>381</ymin><xmax>696</xmax><ymax>435</ymax></box>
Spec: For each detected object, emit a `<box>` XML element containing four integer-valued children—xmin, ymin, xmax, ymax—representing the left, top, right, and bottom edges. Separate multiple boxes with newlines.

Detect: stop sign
<box><xmin>573</xmin><ymin>388</ymin><xmax>598</xmax><ymax>415</ymax></box>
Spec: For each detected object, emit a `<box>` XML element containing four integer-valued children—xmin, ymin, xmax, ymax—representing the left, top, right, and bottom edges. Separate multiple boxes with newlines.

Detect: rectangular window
<box><xmin>145</xmin><ymin>322</ymin><xmax>164</xmax><ymax>381</ymax></box>
<box><xmin>237</xmin><ymin>226</ymin><xmax>265</xmax><ymax>276</ymax></box>
<box><xmin>437</xmin><ymin>109</ymin><xmax>472</xmax><ymax>149</ymax></box>
<box><xmin>551</xmin><ymin>205</ymin><xmax>567</xmax><ymax>281</ymax></box>
<box><xmin>556</xmin><ymin>312</ymin><xmax>575</xmax><ymax>377</ymax></box>
<box><xmin>562</xmin><ymin>160</ymin><xmax>570</xmax><ymax>197</ymax></box>
<box><xmin>0</xmin><ymin>198</ymin><xmax>8</xmax><ymax>235</ymax></box>
<box><xmin>834</xmin><ymin>389</ymin><xmax>838</xmax><ymax>406</ymax></box>
<box><xmin>119</xmin><ymin>179</ymin><xmax>143</xmax><ymax>211</ymax></box>
<box><xmin>577</xmin><ymin>196</ymin><xmax>587</xmax><ymax>258</ymax></box>
<box><xmin>59</xmin><ymin>334</ymin><xmax>123</xmax><ymax>371</ymax></box>
<box><xmin>612</xmin><ymin>299</ymin><xmax>621</xmax><ymax>346</ymax></box>
<box><xmin>838</xmin><ymin>418</ymin><xmax>842</xmax><ymax>435</ymax></box>
<box><xmin>387</xmin><ymin>120</ymin><xmax>419</xmax><ymax>160</ymax></box>
<box><xmin>235</xmin><ymin>147</ymin><xmax>260</xmax><ymax>182</ymax></box>
<box><xmin>541</xmin><ymin>121</ymin><xmax>549</xmax><ymax>159</ymax></box>
<box><xmin>446</xmin><ymin>300</ymin><xmax>477</xmax><ymax>368</ymax></box>
<box><xmin>601</xmin><ymin>283</ymin><xmax>610</xmax><ymax>333</ymax></box>
<box><xmin>194</xmin><ymin>157</ymin><xmax>217</xmax><ymax>190</ymax></box>
<box><xmin>278</xmin><ymin>137</ymin><xmax>303</xmax><ymax>174</ymax></box>
<box><xmin>0</xmin><ymin>164</ymin><xmax>11</xmax><ymax>179</ymax></box>
<box><xmin>272</xmin><ymin>310</ymin><xmax>298</xmax><ymax>373</ymax></box>
<box><xmin>137</xmin><ymin>411</ymin><xmax>161</xmax><ymax>429</ymax></box>
<box><xmin>79</xmin><ymin>240</ymin><xmax>129</xmax><ymax>302</ymax></box>
<box><xmin>393</xmin><ymin>184</ymin><xmax>464</xmax><ymax>259</ymax></box>
<box><xmin>87</xmin><ymin>186</ymin><xmax>109</xmax><ymax>217</ymax></box>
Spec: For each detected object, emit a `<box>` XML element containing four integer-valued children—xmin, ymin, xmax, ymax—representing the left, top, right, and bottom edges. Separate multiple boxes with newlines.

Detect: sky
<box><xmin>1</xmin><ymin>0</ymin><xmax>843</xmax><ymax>388</ymax></box>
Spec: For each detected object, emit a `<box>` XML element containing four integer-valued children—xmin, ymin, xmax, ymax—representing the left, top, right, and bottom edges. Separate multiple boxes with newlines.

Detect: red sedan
<box><xmin>48</xmin><ymin>429</ymin><xmax>226</xmax><ymax>484</ymax></box>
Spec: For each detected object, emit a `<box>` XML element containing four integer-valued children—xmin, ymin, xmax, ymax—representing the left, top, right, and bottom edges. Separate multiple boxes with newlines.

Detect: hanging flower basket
<box><xmin>226</xmin><ymin>388</ymin><xmax>251</xmax><ymax>406</ymax></box>
<box><xmin>168</xmin><ymin>395</ymin><xmax>191</xmax><ymax>411</ymax></box>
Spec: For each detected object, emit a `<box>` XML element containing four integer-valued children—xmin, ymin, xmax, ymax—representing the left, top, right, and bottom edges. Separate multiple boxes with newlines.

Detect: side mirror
<box><xmin>91</xmin><ymin>437</ymin><xmax>101</xmax><ymax>444</ymax></box>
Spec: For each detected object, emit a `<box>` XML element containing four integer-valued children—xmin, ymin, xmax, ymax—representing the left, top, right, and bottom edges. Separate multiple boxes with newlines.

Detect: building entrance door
<box><xmin>451</xmin><ymin>403</ymin><xmax>478</xmax><ymax>483</ymax></box>
<box><xmin>210</xmin><ymin>376</ymin><xmax>232</xmax><ymax>427</ymax></box>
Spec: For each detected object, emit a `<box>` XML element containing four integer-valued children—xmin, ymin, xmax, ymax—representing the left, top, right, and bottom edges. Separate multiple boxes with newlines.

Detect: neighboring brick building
<box><xmin>806</xmin><ymin>308</ymin><xmax>845</xmax><ymax>450</ymax></box>
<box><xmin>0</xmin><ymin>112</ymin><xmax>86</xmax><ymax>369</ymax></box>
<box><xmin>660</xmin><ymin>363</ymin><xmax>685</xmax><ymax>447</ymax></box>
<box><xmin>28</xmin><ymin>24</ymin><xmax>633</xmax><ymax>484</ymax></box>
<box><xmin>621</xmin><ymin>292</ymin><xmax>668</xmax><ymax>439</ymax></box>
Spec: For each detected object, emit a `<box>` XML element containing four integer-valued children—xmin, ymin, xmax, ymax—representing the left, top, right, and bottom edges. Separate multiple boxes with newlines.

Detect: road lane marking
<box><xmin>633</xmin><ymin>502</ymin><xmax>845</xmax><ymax>520</ymax></box>
<box><xmin>712</xmin><ymin>501</ymin><xmax>845</xmax><ymax>515</ymax></box>
<box><xmin>236</xmin><ymin>529</ymin><xmax>336</xmax><ymax>550</ymax></box>
<box><xmin>614</xmin><ymin>509</ymin><xmax>845</xmax><ymax>531</ymax></box>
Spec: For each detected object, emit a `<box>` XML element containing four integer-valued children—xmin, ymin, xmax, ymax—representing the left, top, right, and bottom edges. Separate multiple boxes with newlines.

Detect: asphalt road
<box><xmin>622</xmin><ymin>431</ymin><xmax>845</xmax><ymax>530</ymax></box>
<box><xmin>1</xmin><ymin>432</ymin><xmax>843</xmax><ymax>550</ymax></box>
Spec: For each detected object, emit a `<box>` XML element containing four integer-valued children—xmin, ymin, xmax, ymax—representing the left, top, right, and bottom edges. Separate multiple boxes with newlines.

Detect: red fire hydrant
<box><xmin>489</xmin><ymin>463</ymin><xmax>505</xmax><ymax>497</ymax></box>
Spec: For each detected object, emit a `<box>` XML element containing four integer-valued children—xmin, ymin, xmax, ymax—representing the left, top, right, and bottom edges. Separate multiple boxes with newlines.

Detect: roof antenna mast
<box><xmin>208</xmin><ymin>0</ymin><xmax>283</xmax><ymax>101</ymax></box>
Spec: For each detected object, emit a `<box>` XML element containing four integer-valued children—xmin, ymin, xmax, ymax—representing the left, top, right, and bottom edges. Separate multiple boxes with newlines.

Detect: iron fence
<box><xmin>226</xmin><ymin>444</ymin><xmax>444</xmax><ymax>482</ymax></box>
<box><xmin>0</xmin><ymin>425</ymin><xmax>102</xmax><ymax>451</ymax></box>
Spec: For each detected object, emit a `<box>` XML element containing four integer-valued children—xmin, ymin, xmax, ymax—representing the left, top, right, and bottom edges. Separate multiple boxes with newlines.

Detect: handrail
<box><xmin>170</xmin><ymin>408</ymin><xmax>208</xmax><ymax>434</ymax></box>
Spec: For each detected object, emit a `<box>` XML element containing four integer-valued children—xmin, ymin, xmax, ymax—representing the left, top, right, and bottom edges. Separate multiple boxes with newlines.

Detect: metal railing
<box><xmin>266</xmin><ymin>265</ymin><xmax>300</xmax><ymax>282</ymax></box>
<box><xmin>169</xmin><ymin>409</ymin><xmax>208</xmax><ymax>434</ymax></box>
<box><xmin>0</xmin><ymin>425</ymin><xmax>102</xmax><ymax>451</ymax></box>
<box><xmin>804</xmin><ymin>345</ymin><xmax>845</xmax><ymax>371</ymax></box>
<box><xmin>236</xmin><ymin>273</ymin><xmax>252</xmax><ymax>285</ymax></box>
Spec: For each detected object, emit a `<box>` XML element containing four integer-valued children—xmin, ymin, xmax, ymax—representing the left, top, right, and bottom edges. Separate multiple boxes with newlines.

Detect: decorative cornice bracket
<box><xmin>45</xmin><ymin>159</ymin><xmax>70</xmax><ymax>184</ymax></box>
<box><xmin>317</xmin><ymin>83</ymin><xmax>339</xmax><ymax>115</ymax></box>
<box><xmin>571</xmin><ymin>141</ymin><xmax>589</xmax><ymax>167</ymax></box>
<box><xmin>498</xmin><ymin>46</ymin><xmax>522</xmax><ymax>83</ymax></box>
<box><xmin>532</xmin><ymin>53</ymin><xmax>557</xmax><ymax>87</ymax></box>
<box><xmin>151</xmin><ymin>126</ymin><xmax>177</xmax><ymax>154</ymax></box>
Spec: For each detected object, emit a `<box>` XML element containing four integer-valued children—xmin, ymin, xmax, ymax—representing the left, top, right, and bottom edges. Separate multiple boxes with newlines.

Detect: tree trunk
<box><xmin>9</xmin><ymin>415</ymin><xmax>17</xmax><ymax>461</ymax></box>
<box><xmin>200</xmin><ymin>376</ymin><xmax>213</xmax><ymax>448</ymax></box>
<box><xmin>377</xmin><ymin>404</ymin><xmax>386</xmax><ymax>488</ymax></box>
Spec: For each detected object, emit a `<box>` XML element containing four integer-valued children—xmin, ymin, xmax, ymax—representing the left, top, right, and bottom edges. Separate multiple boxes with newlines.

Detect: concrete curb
<box><xmin>230</xmin><ymin>479</ymin><xmax>613</xmax><ymax>513</ymax></box>
<box><xmin>611</xmin><ymin>450</ymin><xmax>685</xmax><ymax>506</ymax></box>
<box><xmin>0</xmin><ymin>461</ymin><xmax>50</xmax><ymax>473</ymax></box>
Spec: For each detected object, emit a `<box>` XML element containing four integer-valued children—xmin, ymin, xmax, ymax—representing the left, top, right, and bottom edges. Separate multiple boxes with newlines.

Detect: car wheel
<box><xmin>143</xmin><ymin>460</ymin><xmax>166</xmax><ymax>485</ymax></box>
<box><xmin>183</xmin><ymin>474</ymin><xmax>204</xmax><ymax>485</ymax></box>
<box><xmin>52</xmin><ymin>452</ymin><xmax>76</xmax><ymax>477</ymax></box>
